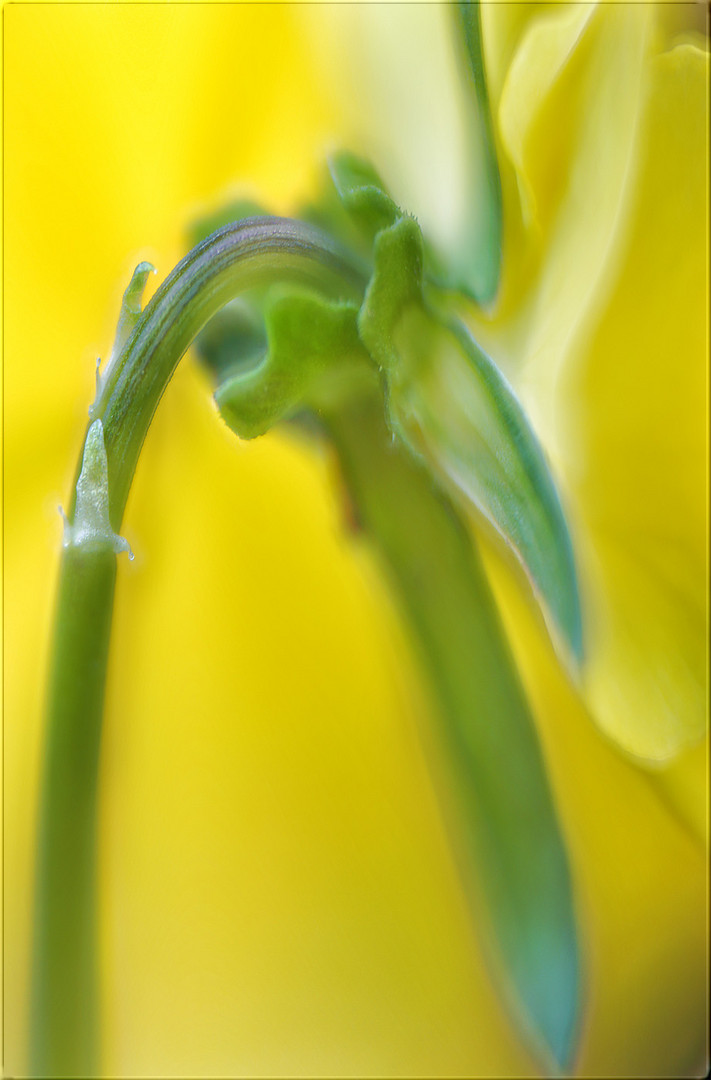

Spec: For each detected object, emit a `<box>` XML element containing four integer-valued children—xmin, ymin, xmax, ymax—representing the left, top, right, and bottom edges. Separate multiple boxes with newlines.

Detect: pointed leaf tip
<box><xmin>123</xmin><ymin>261</ymin><xmax>157</xmax><ymax>313</ymax></box>
<box><xmin>111</xmin><ymin>261</ymin><xmax>157</xmax><ymax>359</ymax></box>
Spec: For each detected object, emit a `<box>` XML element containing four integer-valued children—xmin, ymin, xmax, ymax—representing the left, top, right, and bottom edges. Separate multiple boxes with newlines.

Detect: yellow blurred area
<box><xmin>3</xmin><ymin>3</ymin><xmax>708</xmax><ymax>1077</ymax></box>
<box><xmin>481</xmin><ymin>5</ymin><xmax>708</xmax><ymax>764</ymax></box>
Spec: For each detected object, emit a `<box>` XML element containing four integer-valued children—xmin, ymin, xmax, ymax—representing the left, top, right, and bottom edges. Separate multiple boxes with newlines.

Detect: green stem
<box><xmin>88</xmin><ymin>217</ymin><xmax>366</xmax><ymax>530</ymax></box>
<box><xmin>327</xmin><ymin>393</ymin><xmax>579</xmax><ymax>1069</ymax></box>
<box><xmin>31</xmin><ymin>218</ymin><xmax>364</xmax><ymax>1077</ymax></box>
<box><xmin>31</xmin><ymin>545</ymin><xmax>115</xmax><ymax>1077</ymax></box>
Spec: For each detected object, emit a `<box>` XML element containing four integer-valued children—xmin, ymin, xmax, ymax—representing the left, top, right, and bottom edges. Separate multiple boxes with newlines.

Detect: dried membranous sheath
<box><xmin>60</xmin><ymin>419</ymin><xmax>133</xmax><ymax>559</ymax></box>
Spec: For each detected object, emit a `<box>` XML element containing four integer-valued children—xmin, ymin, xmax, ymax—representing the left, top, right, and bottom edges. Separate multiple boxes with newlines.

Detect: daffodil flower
<box><xmin>4</xmin><ymin>4</ymin><xmax>707</xmax><ymax>1079</ymax></box>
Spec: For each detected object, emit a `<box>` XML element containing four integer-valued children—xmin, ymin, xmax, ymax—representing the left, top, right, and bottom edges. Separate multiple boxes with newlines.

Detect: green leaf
<box><xmin>328</xmin><ymin>393</ymin><xmax>581</xmax><ymax>1073</ymax></box>
<box><xmin>451</xmin><ymin>0</ymin><xmax>503</xmax><ymax>305</ymax></box>
<box><xmin>360</xmin><ymin>218</ymin><xmax>583</xmax><ymax>663</ymax></box>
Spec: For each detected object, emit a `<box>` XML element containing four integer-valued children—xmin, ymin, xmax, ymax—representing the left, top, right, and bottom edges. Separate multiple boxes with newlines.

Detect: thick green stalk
<box><xmin>31</xmin><ymin>219</ymin><xmax>364</xmax><ymax>1077</ymax></box>
<box><xmin>327</xmin><ymin>393</ymin><xmax>579</xmax><ymax>1069</ymax></box>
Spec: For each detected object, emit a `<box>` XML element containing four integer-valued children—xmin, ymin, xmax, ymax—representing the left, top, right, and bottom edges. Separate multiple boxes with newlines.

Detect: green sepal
<box><xmin>193</xmin><ymin>298</ymin><xmax>267</xmax><ymax>385</ymax></box>
<box><xmin>358</xmin><ymin>218</ymin><xmax>583</xmax><ymax>663</ymax></box>
<box><xmin>357</xmin><ymin>215</ymin><xmax>425</xmax><ymax>376</ymax></box>
<box><xmin>214</xmin><ymin>290</ymin><xmax>375</xmax><ymax>441</ymax></box>
<box><xmin>298</xmin><ymin>185</ymin><xmax>369</xmax><ymax>266</ymax></box>
<box><xmin>439</xmin><ymin>319</ymin><xmax>582</xmax><ymax>662</ymax></box>
<box><xmin>327</xmin><ymin>151</ymin><xmax>401</xmax><ymax>241</ymax></box>
<box><xmin>189</xmin><ymin>201</ymin><xmax>352</xmax><ymax>388</ymax></box>
<box><xmin>297</xmin><ymin>152</ymin><xmax>400</xmax><ymax>272</ymax></box>
<box><xmin>91</xmin><ymin>262</ymin><xmax>156</xmax><ymax>416</ymax></box>
<box><xmin>449</xmin><ymin>0</ymin><xmax>503</xmax><ymax>305</ymax></box>
<box><xmin>311</xmin><ymin>151</ymin><xmax>444</xmax><ymax>287</ymax></box>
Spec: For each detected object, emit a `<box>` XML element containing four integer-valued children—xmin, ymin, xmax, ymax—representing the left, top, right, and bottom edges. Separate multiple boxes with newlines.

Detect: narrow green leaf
<box><xmin>451</xmin><ymin>0</ymin><xmax>503</xmax><ymax>305</ymax></box>
<box><xmin>327</xmin><ymin>393</ymin><xmax>581</xmax><ymax>1073</ymax></box>
<box><xmin>360</xmin><ymin>217</ymin><xmax>583</xmax><ymax>663</ymax></box>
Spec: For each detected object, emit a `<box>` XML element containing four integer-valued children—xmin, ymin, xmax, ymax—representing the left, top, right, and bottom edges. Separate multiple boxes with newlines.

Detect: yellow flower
<box><xmin>3</xmin><ymin>3</ymin><xmax>707</xmax><ymax>1077</ymax></box>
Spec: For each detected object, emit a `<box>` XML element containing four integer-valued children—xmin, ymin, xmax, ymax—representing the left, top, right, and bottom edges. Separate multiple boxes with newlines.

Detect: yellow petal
<box><xmin>470</xmin><ymin>8</ymin><xmax>707</xmax><ymax>761</ymax></box>
<box><xmin>648</xmin><ymin>736</ymin><xmax>709</xmax><ymax>848</ymax></box>
<box><xmin>473</xmin><ymin>3</ymin><xmax>650</xmax><ymax>419</ymax></box>
<box><xmin>559</xmin><ymin>39</ymin><xmax>708</xmax><ymax>761</ymax></box>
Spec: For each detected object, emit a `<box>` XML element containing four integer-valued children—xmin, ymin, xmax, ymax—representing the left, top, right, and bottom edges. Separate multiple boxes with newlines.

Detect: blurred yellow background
<box><xmin>3</xmin><ymin>3</ymin><xmax>707</xmax><ymax>1077</ymax></box>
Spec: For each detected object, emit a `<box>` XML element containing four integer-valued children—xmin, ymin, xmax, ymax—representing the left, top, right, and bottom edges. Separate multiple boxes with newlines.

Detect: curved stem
<box><xmin>31</xmin><ymin>218</ymin><xmax>364</xmax><ymax>1077</ymax></box>
<box><xmin>85</xmin><ymin>217</ymin><xmax>366</xmax><ymax>531</ymax></box>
